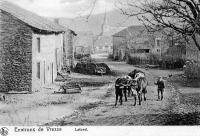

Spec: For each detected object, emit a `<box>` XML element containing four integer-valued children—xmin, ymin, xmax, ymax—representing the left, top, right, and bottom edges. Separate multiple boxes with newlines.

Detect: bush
<box><xmin>75</xmin><ymin>54</ymin><xmax>91</xmax><ymax>60</ymax></box>
<box><xmin>126</xmin><ymin>53</ymin><xmax>185</xmax><ymax>69</ymax></box>
<box><xmin>162</xmin><ymin>55</ymin><xmax>185</xmax><ymax>69</ymax></box>
<box><xmin>127</xmin><ymin>54</ymin><xmax>158</xmax><ymax>65</ymax></box>
<box><xmin>108</xmin><ymin>54</ymin><xmax>114</xmax><ymax>60</ymax></box>
<box><xmin>127</xmin><ymin>56</ymin><xmax>141</xmax><ymax>65</ymax></box>
<box><xmin>149</xmin><ymin>54</ymin><xmax>161</xmax><ymax>65</ymax></box>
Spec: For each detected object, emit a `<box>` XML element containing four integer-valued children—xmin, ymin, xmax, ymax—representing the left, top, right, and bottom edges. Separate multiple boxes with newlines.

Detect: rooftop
<box><xmin>112</xmin><ymin>25</ymin><xmax>146</xmax><ymax>37</ymax></box>
<box><xmin>0</xmin><ymin>0</ymin><xmax>66</xmax><ymax>33</ymax></box>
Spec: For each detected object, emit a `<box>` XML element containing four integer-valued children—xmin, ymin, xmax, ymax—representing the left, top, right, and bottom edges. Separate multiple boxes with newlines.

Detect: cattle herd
<box><xmin>115</xmin><ymin>69</ymin><xmax>148</xmax><ymax>106</ymax></box>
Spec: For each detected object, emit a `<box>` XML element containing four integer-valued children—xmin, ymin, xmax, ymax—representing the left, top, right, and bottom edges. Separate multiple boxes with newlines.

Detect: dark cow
<box><xmin>128</xmin><ymin>69</ymin><xmax>145</xmax><ymax>79</ymax></box>
<box><xmin>115</xmin><ymin>75</ymin><xmax>136</xmax><ymax>106</ymax></box>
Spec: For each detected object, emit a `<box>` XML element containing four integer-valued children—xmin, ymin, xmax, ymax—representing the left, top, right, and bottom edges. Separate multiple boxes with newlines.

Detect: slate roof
<box><xmin>0</xmin><ymin>0</ymin><xmax>66</xmax><ymax>33</ymax></box>
<box><xmin>112</xmin><ymin>25</ymin><xmax>146</xmax><ymax>37</ymax></box>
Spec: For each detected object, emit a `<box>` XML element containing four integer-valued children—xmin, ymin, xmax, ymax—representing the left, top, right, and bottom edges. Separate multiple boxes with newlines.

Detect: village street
<box><xmin>46</xmin><ymin>54</ymin><xmax>200</xmax><ymax>125</ymax></box>
<box><xmin>0</xmin><ymin>54</ymin><xmax>200</xmax><ymax>125</ymax></box>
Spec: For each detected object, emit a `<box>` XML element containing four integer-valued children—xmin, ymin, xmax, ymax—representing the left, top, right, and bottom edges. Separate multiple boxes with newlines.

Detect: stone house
<box><xmin>112</xmin><ymin>26</ymin><xmax>159</xmax><ymax>60</ymax></box>
<box><xmin>112</xmin><ymin>25</ymin><xmax>186</xmax><ymax>62</ymax></box>
<box><xmin>0</xmin><ymin>1</ymin><xmax>73</xmax><ymax>92</ymax></box>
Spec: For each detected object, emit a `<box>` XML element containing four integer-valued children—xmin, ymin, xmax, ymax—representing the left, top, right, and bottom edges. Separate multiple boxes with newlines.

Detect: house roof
<box><xmin>0</xmin><ymin>0</ymin><xmax>66</xmax><ymax>33</ymax></box>
<box><xmin>112</xmin><ymin>25</ymin><xmax>146</xmax><ymax>37</ymax></box>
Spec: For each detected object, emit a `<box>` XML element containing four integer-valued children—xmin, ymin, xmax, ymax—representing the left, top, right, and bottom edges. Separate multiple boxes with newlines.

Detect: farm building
<box><xmin>52</xmin><ymin>18</ymin><xmax>77</xmax><ymax>69</ymax></box>
<box><xmin>112</xmin><ymin>26</ymin><xmax>153</xmax><ymax>61</ymax></box>
<box><xmin>0</xmin><ymin>1</ymin><xmax>74</xmax><ymax>92</ymax></box>
<box><xmin>112</xmin><ymin>25</ymin><xmax>186</xmax><ymax>64</ymax></box>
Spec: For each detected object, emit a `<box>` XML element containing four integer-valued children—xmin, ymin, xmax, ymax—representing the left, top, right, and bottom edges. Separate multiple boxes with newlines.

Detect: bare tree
<box><xmin>119</xmin><ymin>0</ymin><xmax>200</xmax><ymax>51</ymax></box>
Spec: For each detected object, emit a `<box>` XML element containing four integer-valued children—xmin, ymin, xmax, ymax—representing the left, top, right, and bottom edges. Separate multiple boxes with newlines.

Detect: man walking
<box><xmin>155</xmin><ymin>77</ymin><xmax>165</xmax><ymax>100</ymax></box>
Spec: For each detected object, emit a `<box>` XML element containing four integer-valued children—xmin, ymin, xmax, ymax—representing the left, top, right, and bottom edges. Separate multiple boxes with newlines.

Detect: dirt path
<box><xmin>46</xmin><ymin>59</ymin><xmax>188</xmax><ymax>125</ymax></box>
<box><xmin>1</xmin><ymin>53</ymin><xmax>199</xmax><ymax>125</ymax></box>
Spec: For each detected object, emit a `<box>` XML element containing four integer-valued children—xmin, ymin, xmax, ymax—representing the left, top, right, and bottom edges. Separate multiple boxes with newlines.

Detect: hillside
<box><xmin>54</xmin><ymin>9</ymin><xmax>141</xmax><ymax>36</ymax></box>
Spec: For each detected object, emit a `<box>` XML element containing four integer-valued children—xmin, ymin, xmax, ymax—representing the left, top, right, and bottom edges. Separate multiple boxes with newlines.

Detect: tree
<box><xmin>119</xmin><ymin>0</ymin><xmax>200</xmax><ymax>51</ymax></box>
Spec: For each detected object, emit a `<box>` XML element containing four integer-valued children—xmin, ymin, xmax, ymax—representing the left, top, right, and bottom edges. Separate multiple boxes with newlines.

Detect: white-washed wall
<box><xmin>32</xmin><ymin>33</ymin><xmax>63</xmax><ymax>91</ymax></box>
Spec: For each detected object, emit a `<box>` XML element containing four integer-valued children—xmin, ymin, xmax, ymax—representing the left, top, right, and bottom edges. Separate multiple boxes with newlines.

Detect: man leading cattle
<box><xmin>115</xmin><ymin>69</ymin><xmax>148</xmax><ymax>106</ymax></box>
<box><xmin>115</xmin><ymin>75</ymin><xmax>134</xmax><ymax>106</ymax></box>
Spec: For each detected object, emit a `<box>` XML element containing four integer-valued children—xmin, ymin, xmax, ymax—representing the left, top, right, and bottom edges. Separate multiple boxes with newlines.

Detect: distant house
<box><xmin>74</xmin><ymin>32</ymin><xmax>94</xmax><ymax>55</ymax></box>
<box><xmin>112</xmin><ymin>25</ymin><xmax>186</xmax><ymax>62</ymax></box>
<box><xmin>0</xmin><ymin>1</ymin><xmax>74</xmax><ymax>92</ymax></box>
<box><xmin>94</xmin><ymin>36</ymin><xmax>112</xmax><ymax>54</ymax></box>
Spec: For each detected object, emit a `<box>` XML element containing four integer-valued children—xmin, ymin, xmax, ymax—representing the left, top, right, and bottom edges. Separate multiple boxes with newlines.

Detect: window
<box><xmin>145</xmin><ymin>49</ymin><xmax>150</xmax><ymax>53</ymax></box>
<box><xmin>156</xmin><ymin>38</ymin><xmax>161</xmax><ymax>47</ymax></box>
<box><xmin>37</xmin><ymin>62</ymin><xmax>40</xmax><ymax>79</ymax></box>
<box><xmin>37</xmin><ymin>37</ymin><xmax>40</xmax><ymax>53</ymax></box>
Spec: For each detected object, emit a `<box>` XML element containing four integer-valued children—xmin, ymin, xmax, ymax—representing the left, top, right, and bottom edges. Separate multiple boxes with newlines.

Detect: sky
<box><xmin>7</xmin><ymin>0</ymin><xmax>120</xmax><ymax>18</ymax></box>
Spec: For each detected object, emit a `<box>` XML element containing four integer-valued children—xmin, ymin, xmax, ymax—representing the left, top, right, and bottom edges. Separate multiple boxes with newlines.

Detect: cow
<box><xmin>135</xmin><ymin>76</ymin><xmax>148</xmax><ymax>105</ymax></box>
<box><xmin>127</xmin><ymin>70</ymin><xmax>145</xmax><ymax>96</ymax></box>
<box><xmin>114</xmin><ymin>75</ymin><xmax>137</xmax><ymax>106</ymax></box>
<box><xmin>129</xmin><ymin>70</ymin><xmax>148</xmax><ymax>105</ymax></box>
<box><xmin>128</xmin><ymin>69</ymin><xmax>145</xmax><ymax>79</ymax></box>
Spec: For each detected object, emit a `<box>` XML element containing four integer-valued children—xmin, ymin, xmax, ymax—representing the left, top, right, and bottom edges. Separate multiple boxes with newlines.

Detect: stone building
<box><xmin>0</xmin><ymin>1</ymin><xmax>72</xmax><ymax>92</ymax></box>
<box><xmin>112</xmin><ymin>26</ymin><xmax>152</xmax><ymax>60</ymax></box>
<box><xmin>112</xmin><ymin>25</ymin><xmax>186</xmax><ymax>62</ymax></box>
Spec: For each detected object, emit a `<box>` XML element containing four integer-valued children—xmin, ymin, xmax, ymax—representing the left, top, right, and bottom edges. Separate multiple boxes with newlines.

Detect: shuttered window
<box><xmin>37</xmin><ymin>62</ymin><xmax>40</xmax><ymax>79</ymax></box>
<box><xmin>37</xmin><ymin>37</ymin><xmax>40</xmax><ymax>53</ymax></box>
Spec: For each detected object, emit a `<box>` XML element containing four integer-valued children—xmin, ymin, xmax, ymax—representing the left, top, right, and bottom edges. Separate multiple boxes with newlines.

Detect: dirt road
<box><xmin>46</xmin><ymin>55</ymin><xmax>199</xmax><ymax>125</ymax></box>
<box><xmin>1</xmin><ymin>53</ymin><xmax>199</xmax><ymax>125</ymax></box>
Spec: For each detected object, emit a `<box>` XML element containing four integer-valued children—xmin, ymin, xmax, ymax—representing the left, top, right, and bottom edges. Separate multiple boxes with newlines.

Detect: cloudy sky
<box><xmin>7</xmin><ymin>0</ymin><xmax>120</xmax><ymax>18</ymax></box>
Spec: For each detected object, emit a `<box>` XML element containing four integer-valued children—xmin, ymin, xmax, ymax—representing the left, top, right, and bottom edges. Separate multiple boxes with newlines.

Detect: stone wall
<box><xmin>0</xmin><ymin>10</ymin><xmax>32</xmax><ymax>92</ymax></box>
<box><xmin>63</xmin><ymin>30</ymin><xmax>75</xmax><ymax>68</ymax></box>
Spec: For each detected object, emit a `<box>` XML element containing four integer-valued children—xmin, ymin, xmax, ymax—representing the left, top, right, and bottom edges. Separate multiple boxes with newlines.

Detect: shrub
<box><xmin>127</xmin><ymin>55</ymin><xmax>146</xmax><ymax>65</ymax></box>
<box><xmin>108</xmin><ymin>54</ymin><xmax>114</xmax><ymax>60</ymax></box>
<box><xmin>162</xmin><ymin>55</ymin><xmax>185</xmax><ymax>69</ymax></box>
<box><xmin>126</xmin><ymin>53</ymin><xmax>185</xmax><ymax>69</ymax></box>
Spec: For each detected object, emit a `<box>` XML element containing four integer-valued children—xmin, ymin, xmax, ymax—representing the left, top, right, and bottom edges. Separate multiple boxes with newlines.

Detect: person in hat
<box><xmin>154</xmin><ymin>76</ymin><xmax>165</xmax><ymax>100</ymax></box>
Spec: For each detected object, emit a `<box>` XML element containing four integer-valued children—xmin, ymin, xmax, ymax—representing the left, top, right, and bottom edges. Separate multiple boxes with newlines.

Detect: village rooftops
<box><xmin>0</xmin><ymin>0</ymin><xmax>66</xmax><ymax>33</ymax></box>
